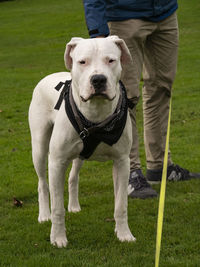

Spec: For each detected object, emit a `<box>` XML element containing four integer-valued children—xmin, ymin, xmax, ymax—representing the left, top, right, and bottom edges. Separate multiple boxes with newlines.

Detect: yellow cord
<box><xmin>155</xmin><ymin>99</ymin><xmax>172</xmax><ymax>267</ymax></box>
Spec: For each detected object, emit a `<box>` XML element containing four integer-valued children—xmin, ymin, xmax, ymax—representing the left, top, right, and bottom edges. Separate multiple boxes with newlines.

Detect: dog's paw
<box><xmin>117</xmin><ymin>231</ymin><xmax>136</xmax><ymax>242</ymax></box>
<box><xmin>115</xmin><ymin>226</ymin><xmax>136</xmax><ymax>242</ymax></box>
<box><xmin>51</xmin><ymin>236</ymin><xmax>68</xmax><ymax>248</ymax></box>
<box><xmin>51</xmin><ymin>237</ymin><xmax>68</xmax><ymax>248</ymax></box>
<box><xmin>50</xmin><ymin>223</ymin><xmax>67</xmax><ymax>248</ymax></box>
<box><xmin>38</xmin><ymin>212</ymin><xmax>51</xmax><ymax>223</ymax></box>
<box><xmin>68</xmin><ymin>202</ymin><xmax>81</xmax><ymax>213</ymax></box>
<box><xmin>68</xmin><ymin>205</ymin><xmax>81</xmax><ymax>213</ymax></box>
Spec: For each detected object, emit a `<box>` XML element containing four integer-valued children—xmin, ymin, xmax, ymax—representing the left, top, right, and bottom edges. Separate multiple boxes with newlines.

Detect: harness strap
<box><xmin>54</xmin><ymin>80</ymin><xmax>71</xmax><ymax>110</ymax></box>
<box><xmin>69</xmin><ymin>85</ymin><xmax>84</xmax><ymax>133</ymax></box>
<box><xmin>54</xmin><ymin>79</ymin><xmax>134</xmax><ymax>159</ymax></box>
<box><xmin>119</xmin><ymin>80</ymin><xmax>135</xmax><ymax>109</ymax></box>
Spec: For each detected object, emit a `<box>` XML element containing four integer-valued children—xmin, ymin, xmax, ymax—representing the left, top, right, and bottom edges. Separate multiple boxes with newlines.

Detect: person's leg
<box><xmin>109</xmin><ymin>19</ymin><xmax>157</xmax><ymax>198</ymax></box>
<box><xmin>109</xmin><ymin>19</ymin><xmax>148</xmax><ymax>171</ymax></box>
<box><xmin>143</xmin><ymin>13</ymin><xmax>200</xmax><ymax>182</ymax></box>
<box><xmin>143</xmin><ymin>12</ymin><xmax>179</xmax><ymax>171</ymax></box>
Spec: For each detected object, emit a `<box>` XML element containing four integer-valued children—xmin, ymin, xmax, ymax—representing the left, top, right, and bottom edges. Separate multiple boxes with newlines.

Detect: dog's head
<box><xmin>64</xmin><ymin>36</ymin><xmax>132</xmax><ymax>102</ymax></box>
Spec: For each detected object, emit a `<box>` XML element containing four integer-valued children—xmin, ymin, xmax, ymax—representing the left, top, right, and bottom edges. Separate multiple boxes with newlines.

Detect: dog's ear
<box><xmin>108</xmin><ymin>35</ymin><xmax>132</xmax><ymax>65</ymax></box>
<box><xmin>64</xmin><ymin>37</ymin><xmax>84</xmax><ymax>70</ymax></box>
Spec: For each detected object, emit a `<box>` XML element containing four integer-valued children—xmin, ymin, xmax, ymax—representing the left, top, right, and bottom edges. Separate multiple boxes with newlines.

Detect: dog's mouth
<box><xmin>80</xmin><ymin>93</ymin><xmax>116</xmax><ymax>102</ymax></box>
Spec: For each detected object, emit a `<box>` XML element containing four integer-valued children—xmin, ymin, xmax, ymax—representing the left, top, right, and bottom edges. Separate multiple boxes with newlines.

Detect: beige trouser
<box><xmin>108</xmin><ymin>12</ymin><xmax>179</xmax><ymax>170</ymax></box>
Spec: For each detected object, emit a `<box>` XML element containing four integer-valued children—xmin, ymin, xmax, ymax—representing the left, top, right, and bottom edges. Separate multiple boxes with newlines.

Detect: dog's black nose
<box><xmin>90</xmin><ymin>74</ymin><xmax>107</xmax><ymax>93</ymax></box>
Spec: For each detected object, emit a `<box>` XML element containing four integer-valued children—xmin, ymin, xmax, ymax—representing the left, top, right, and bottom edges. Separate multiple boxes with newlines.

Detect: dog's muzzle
<box><xmin>90</xmin><ymin>74</ymin><xmax>107</xmax><ymax>94</ymax></box>
<box><xmin>80</xmin><ymin>74</ymin><xmax>116</xmax><ymax>102</ymax></box>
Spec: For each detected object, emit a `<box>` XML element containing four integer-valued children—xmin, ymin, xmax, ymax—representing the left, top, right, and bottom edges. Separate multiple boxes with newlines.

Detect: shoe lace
<box><xmin>168</xmin><ymin>164</ymin><xmax>190</xmax><ymax>181</ymax></box>
<box><xmin>129</xmin><ymin>170</ymin><xmax>150</xmax><ymax>190</ymax></box>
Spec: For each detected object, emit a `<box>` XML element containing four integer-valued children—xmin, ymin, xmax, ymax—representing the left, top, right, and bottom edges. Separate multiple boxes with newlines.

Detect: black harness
<box><xmin>54</xmin><ymin>80</ymin><xmax>134</xmax><ymax>159</ymax></box>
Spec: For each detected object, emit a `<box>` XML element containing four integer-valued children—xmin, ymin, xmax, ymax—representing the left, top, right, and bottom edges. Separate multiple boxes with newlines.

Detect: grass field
<box><xmin>0</xmin><ymin>0</ymin><xmax>200</xmax><ymax>266</ymax></box>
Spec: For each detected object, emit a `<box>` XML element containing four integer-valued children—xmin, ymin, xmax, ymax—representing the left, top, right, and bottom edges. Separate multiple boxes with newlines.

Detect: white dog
<box><xmin>29</xmin><ymin>36</ymin><xmax>136</xmax><ymax>248</ymax></box>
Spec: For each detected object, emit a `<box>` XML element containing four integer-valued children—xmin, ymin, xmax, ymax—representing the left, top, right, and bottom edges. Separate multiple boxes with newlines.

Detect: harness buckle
<box><xmin>79</xmin><ymin>128</ymin><xmax>89</xmax><ymax>139</ymax></box>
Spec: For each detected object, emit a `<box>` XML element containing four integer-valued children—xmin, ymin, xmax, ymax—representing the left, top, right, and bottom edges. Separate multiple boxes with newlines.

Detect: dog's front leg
<box><xmin>113</xmin><ymin>158</ymin><xmax>136</xmax><ymax>242</ymax></box>
<box><xmin>49</xmin><ymin>155</ymin><xmax>69</xmax><ymax>248</ymax></box>
<box><xmin>68</xmin><ymin>158</ymin><xmax>84</xmax><ymax>213</ymax></box>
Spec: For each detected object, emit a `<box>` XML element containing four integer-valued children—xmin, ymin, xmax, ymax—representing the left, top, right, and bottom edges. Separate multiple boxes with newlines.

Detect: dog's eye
<box><xmin>108</xmin><ymin>59</ymin><xmax>115</xmax><ymax>64</ymax></box>
<box><xmin>79</xmin><ymin>60</ymin><xmax>86</xmax><ymax>65</ymax></box>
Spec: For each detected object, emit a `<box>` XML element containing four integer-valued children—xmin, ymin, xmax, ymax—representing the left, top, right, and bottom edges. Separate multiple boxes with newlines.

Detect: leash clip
<box><xmin>79</xmin><ymin>128</ymin><xmax>89</xmax><ymax>140</ymax></box>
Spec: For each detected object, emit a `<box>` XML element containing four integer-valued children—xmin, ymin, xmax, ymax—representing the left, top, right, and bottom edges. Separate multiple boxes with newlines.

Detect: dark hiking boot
<box><xmin>146</xmin><ymin>164</ymin><xmax>200</xmax><ymax>183</ymax></box>
<box><xmin>128</xmin><ymin>169</ymin><xmax>158</xmax><ymax>199</ymax></box>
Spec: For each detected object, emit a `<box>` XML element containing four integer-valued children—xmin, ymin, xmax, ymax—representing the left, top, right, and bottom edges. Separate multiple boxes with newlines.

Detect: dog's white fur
<box><xmin>29</xmin><ymin>36</ymin><xmax>136</xmax><ymax>248</ymax></box>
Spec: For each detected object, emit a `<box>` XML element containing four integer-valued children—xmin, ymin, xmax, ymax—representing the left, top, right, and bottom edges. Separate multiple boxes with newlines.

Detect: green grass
<box><xmin>0</xmin><ymin>0</ymin><xmax>200</xmax><ymax>266</ymax></box>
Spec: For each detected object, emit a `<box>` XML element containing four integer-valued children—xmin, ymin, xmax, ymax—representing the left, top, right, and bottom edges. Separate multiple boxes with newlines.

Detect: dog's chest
<box><xmin>55</xmin><ymin>80</ymin><xmax>130</xmax><ymax>160</ymax></box>
<box><xmin>86</xmin><ymin>141</ymin><xmax>118</xmax><ymax>162</ymax></box>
